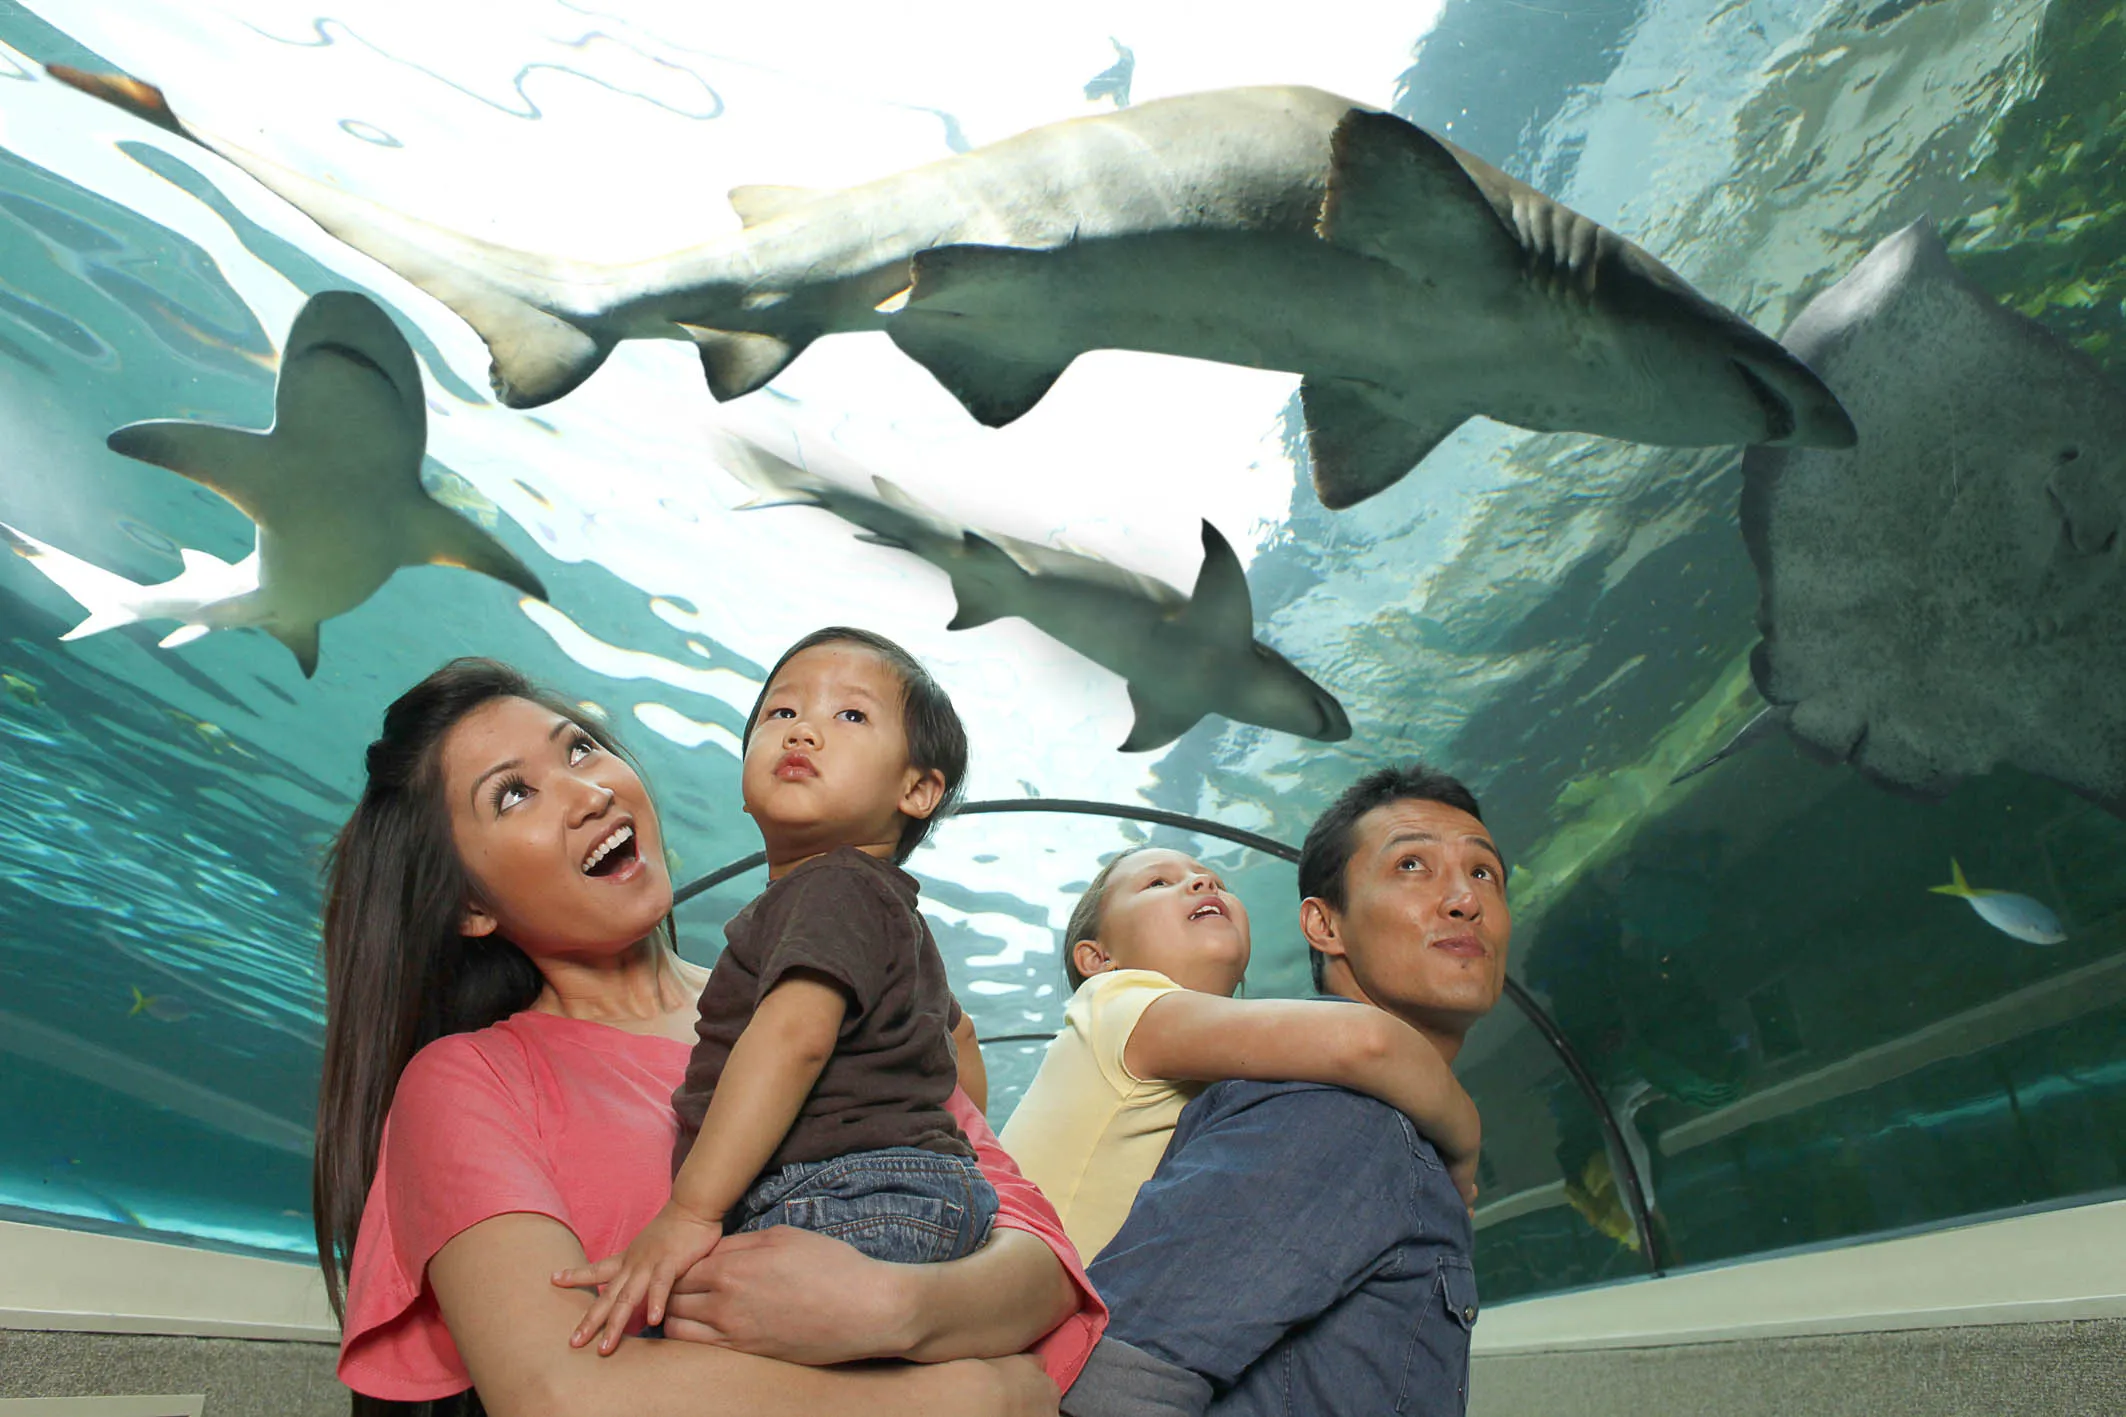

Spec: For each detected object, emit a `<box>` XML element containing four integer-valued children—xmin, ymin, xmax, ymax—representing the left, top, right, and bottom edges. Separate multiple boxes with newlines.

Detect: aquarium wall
<box><xmin>1</xmin><ymin>0</ymin><xmax>2123</xmax><ymax>1321</ymax></box>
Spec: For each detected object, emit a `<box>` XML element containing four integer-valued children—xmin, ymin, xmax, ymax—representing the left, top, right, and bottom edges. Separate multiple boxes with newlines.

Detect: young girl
<box><xmin>1000</xmin><ymin>846</ymin><xmax>1480</xmax><ymax>1261</ymax></box>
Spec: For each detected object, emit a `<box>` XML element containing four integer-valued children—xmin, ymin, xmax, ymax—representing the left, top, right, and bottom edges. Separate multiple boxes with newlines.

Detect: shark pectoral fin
<box><xmin>854</xmin><ymin>532</ymin><xmax>915</xmax><ymax>550</ymax></box>
<box><xmin>944</xmin><ymin>532</ymin><xmax>1026</xmax><ymax>630</ymax></box>
<box><xmin>684</xmin><ymin>328</ymin><xmax>804</xmax><ymax>402</ymax></box>
<box><xmin>107</xmin><ymin>421</ymin><xmax>278</xmax><ymax>523</ymax></box>
<box><xmin>1120</xmin><ymin>681</ymin><xmax>1204</xmax><ymax>753</ymax></box>
<box><xmin>727</xmin><ymin>185</ymin><xmax>821</xmax><ymax>227</ymax></box>
<box><xmin>1299</xmin><ymin>378</ymin><xmax>1464</xmax><ymax>509</ymax></box>
<box><xmin>889</xmin><ymin>325</ymin><xmax>1068</xmax><ymax>428</ymax></box>
<box><xmin>890</xmin><ymin>244</ymin><xmax>1071</xmax><ymax>425</ymax></box>
<box><xmin>411</xmin><ymin>503</ymin><xmax>548</xmax><ymax>601</ymax></box>
<box><xmin>269</xmin><ymin>621</ymin><xmax>321</xmax><ymax>678</ymax></box>
<box><xmin>1181</xmin><ymin>521</ymin><xmax>1256</xmax><ymax>644</ymax></box>
<box><xmin>1318</xmin><ymin>107</ymin><xmax>1518</xmax><ymax>275</ymax></box>
<box><xmin>158</xmin><ymin>624</ymin><xmax>210</xmax><ymax>649</ymax></box>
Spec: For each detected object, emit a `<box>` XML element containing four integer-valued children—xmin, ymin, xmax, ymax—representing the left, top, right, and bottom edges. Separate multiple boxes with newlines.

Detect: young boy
<box><xmin>563</xmin><ymin>627</ymin><xmax>995</xmax><ymax>1354</ymax></box>
<box><xmin>1000</xmin><ymin>846</ymin><xmax>1480</xmax><ymax>1261</ymax></box>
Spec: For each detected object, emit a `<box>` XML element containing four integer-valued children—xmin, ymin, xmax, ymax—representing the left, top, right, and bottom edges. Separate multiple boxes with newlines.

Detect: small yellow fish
<box><xmin>2</xmin><ymin>671</ymin><xmax>40</xmax><ymax>709</ymax></box>
<box><xmin>128</xmin><ymin>985</ymin><xmax>191</xmax><ymax>1023</ymax></box>
<box><xmin>1562</xmin><ymin>1150</ymin><xmax>1641</xmax><ymax>1250</ymax></box>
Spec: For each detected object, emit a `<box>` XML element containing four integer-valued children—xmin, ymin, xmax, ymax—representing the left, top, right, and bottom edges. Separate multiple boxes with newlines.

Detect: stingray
<box><xmin>1702</xmin><ymin>220</ymin><xmax>2126</xmax><ymax>811</ymax></box>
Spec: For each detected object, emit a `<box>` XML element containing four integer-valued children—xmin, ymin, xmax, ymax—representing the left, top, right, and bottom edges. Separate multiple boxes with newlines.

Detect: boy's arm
<box><xmin>672</xmin><ymin>970</ymin><xmax>849</xmax><ymax>1220</ymax></box>
<box><xmin>1122</xmin><ymin>994</ymin><xmax>1479</xmax><ymax>1184</ymax></box>
<box><xmin>952</xmin><ymin>1007</ymin><xmax>989</xmax><ymax>1113</ymax></box>
<box><xmin>558</xmin><ymin>971</ymin><xmax>849</xmax><ymax>1354</ymax></box>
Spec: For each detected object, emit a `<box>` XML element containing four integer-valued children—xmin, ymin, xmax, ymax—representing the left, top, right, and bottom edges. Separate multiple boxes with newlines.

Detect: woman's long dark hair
<box><xmin>316</xmin><ymin>659</ymin><xmax>665</xmax><ymax>1417</ymax></box>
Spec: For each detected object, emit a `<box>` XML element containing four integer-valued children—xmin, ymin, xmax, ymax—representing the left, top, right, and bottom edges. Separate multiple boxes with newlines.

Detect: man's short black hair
<box><xmin>1297</xmin><ymin>763</ymin><xmax>1490</xmax><ymax>991</ymax></box>
<box><xmin>742</xmin><ymin>626</ymin><xmax>967</xmax><ymax>862</ymax></box>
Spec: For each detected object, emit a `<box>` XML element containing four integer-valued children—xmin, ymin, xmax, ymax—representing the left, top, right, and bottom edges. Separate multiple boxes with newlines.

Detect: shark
<box><xmin>715</xmin><ymin>430</ymin><xmax>1351</xmax><ymax>751</ymax></box>
<box><xmin>2</xmin><ymin>289</ymin><xmax>546</xmax><ymax>675</ymax></box>
<box><xmin>49</xmin><ymin>69</ymin><xmax>1855</xmax><ymax>511</ymax></box>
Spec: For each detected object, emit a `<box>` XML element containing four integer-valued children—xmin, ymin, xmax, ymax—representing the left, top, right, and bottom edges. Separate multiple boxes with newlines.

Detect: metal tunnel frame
<box><xmin>673</xmin><ymin>795</ymin><xmax>1667</xmax><ymax>1272</ymax></box>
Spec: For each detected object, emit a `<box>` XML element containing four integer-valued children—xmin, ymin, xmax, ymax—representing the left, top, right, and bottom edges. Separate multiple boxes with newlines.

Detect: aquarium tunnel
<box><xmin>1</xmin><ymin>1</ymin><xmax>2123</xmax><ymax>1415</ymax></box>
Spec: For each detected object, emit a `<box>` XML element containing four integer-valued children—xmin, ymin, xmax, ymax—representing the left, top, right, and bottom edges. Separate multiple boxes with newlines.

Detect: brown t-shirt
<box><xmin>671</xmin><ymin>846</ymin><xmax>971</xmax><ymax>1173</ymax></box>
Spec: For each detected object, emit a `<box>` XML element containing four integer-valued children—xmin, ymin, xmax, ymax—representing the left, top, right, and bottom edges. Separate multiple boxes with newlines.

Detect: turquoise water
<box><xmin>1</xmin><ymin>0</ymin><xmax>2123</xmax><ymax>1304</ymax></box>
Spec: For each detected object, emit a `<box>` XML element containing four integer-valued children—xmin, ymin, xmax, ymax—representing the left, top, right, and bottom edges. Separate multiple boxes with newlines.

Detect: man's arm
<box><xmin>1085</xmin><ymin>1083</ymin><xmax>1427</xmax><ymax>1395</ymax></box>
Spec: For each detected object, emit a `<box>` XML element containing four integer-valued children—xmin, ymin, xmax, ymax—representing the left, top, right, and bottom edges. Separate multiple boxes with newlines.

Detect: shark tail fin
<box><xmin>52</xmin><ymin>67</ymin><xmax>614</xmax><ymax>408</ymax></box>
<box><xmin>0</xmin><ymin>520</ymin><xmax>148</xmax><ymax>640</ymax></box>
<box><xmin>944</xmin><ymin>532</ymin><xmax>1027</xmax><ymax>631</ymax></box>
<box><xmin>1929</xmin><ymin>858</ymin><xmax>1979</xmax><ymax>899</ymax></box>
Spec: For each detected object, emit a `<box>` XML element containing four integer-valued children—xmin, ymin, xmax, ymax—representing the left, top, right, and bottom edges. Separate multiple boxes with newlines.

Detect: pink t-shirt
<box><xmin>338</xmin><ymin>1009</ymin><xmax>1105</xmax><ymax>1401</ymax></box>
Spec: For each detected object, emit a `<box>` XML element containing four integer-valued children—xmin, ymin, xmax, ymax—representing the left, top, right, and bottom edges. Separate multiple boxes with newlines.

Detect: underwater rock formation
<box><xmin>1739</xmin><ymin>220</ymin><xmax>2126</xmax><ymax>812</ymax></box>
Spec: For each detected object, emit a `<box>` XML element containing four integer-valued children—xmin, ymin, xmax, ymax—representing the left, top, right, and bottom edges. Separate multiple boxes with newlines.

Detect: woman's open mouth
<box><xmin>581</xmin><ymin>823</ymin><xmax>642</xmax><ymax>881</ymax></box>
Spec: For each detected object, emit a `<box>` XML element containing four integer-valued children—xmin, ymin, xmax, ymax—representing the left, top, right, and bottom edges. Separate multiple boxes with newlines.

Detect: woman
<box><xmin>315</xmin><ymin>659</ymin><xmax>1100</xmax><ymax>1417</ymax></box>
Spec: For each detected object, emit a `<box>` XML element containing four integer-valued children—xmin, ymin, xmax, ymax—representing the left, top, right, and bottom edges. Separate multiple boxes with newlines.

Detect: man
<box><xmin>1065</xmin><ymin>764</ymin><xmax>1510</xmax><ymax>1417</ymax></box>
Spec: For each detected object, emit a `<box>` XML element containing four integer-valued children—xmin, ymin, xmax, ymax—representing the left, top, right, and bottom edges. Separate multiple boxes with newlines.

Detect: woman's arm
<box><xmin>431</xmin><ymin>1211</ymin><xmax>1046</xmax><ymax>1417</ymax></box>
<box><xmin>953</xmin><ymin>1007</ymin><xmax>989</xmax><ymax>1113</ymax></box>
<box><xmin>660</xmin><ymin>1224</ymin><xmax>1077</xmax><ymax>1365</ymax></box>
<box><xmin>1122</xmin><ymin>993</ymin><xmax>1481</xmax><ymax>1184</ymax></box>
<box><xmin>660</xmin><ymin>1092</ymin><xmax>1096</xmax><ymax>1374</ymax></box>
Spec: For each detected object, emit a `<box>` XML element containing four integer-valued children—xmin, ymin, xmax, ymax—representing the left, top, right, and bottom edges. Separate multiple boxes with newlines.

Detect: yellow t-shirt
<box><xmin>998</xmin><ymin>968</ymin><xmax>1201</xmax><ymax>1262</ymax></box>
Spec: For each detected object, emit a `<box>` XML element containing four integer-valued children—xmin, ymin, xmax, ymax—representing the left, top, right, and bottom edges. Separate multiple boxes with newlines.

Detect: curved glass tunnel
<box><xmin>0</xmin><ymin>0</ymin><xmax>2123</xmax><ymax>1326</ymax></box>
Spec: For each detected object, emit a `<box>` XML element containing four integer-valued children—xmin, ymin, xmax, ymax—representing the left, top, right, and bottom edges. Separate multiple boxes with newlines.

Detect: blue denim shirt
<box><xmin>1081</xmin><ymin>1077</ymin><xmax>1478</xmax><ymax>1417</ymax></box>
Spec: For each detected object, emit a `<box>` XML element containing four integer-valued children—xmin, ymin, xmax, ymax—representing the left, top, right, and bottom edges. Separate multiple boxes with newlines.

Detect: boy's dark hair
<box><xmin>742</xmin><ymin>626</ymin><xmax>968</xmax><ymax>863</ymax></box>
<box><xmin>1060</xmin><ymin>846</ymin><xmax>1156</xmax><ymax>992</ymax></box>
<box><xmin>1297</xmin><ymin>763</ymin><xmax>1490</xmax><ymax>991</ymax></box>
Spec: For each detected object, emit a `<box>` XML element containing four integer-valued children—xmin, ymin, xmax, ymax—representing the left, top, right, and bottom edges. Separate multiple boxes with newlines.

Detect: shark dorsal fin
<box><xmin>728</xmin><ymin>185</ymin><xmax>820</xmax><ymax>228</ymax></box>
<box><xmin>1120</xmin><ymin>680</ymin><xmax>1205</xmax><ymax>753</ymax></box>
<box><xmin>1318</xmin><ymin>107</ymin><xmax>1518</xmax><ymax>278</ymax></box>
<box><xmin>870</xmin><ymin>475</ymin><xmax>930</xmax><ymax>516</ymax></box>
<box><xmin>1181</xmin><ymin>521</ymin><xmax>1256</xmax><ymax>644</ymax></box>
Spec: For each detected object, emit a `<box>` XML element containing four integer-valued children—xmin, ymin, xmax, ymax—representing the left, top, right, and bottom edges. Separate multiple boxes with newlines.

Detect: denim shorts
<box><xmin>729</xmin><ymin>1145</ymin><xmax>997</xmax><ymax>1264</ymax></box>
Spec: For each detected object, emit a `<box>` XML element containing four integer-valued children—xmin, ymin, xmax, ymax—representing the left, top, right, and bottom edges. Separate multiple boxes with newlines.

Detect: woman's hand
<box><xmin>552</xmin><ymin>1200</ymin><xmax>725</xmax><ymax>1355</ymax></box>
<box><xmin>982</xmin><ymin>1355</ymin><xmax>1062</xmax><ymax>1417</ymax></box>
<box><xmin>658</xmin><ymin>1225</ymin><xmax>919</xmax><ymax>1365</ymax></box>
